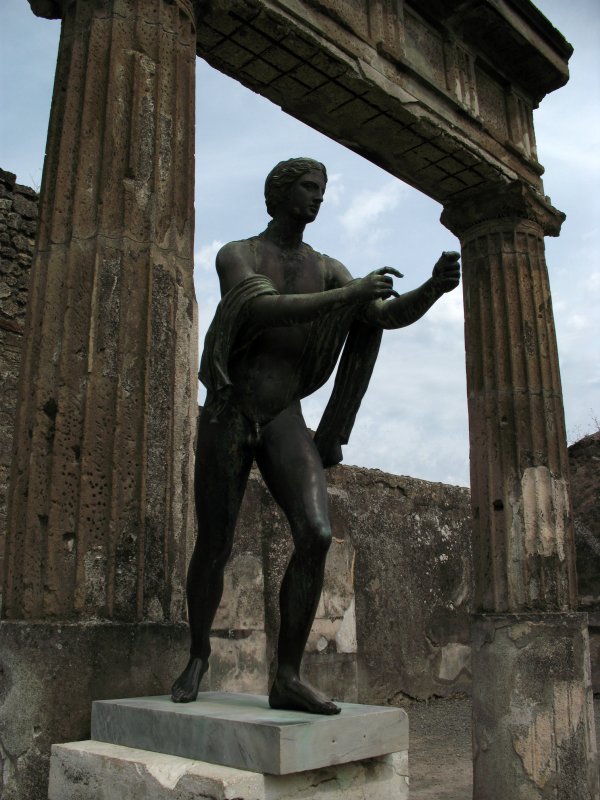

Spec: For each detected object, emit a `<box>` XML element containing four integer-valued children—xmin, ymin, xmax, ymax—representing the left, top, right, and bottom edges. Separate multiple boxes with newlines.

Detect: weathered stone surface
<box><xmin>91</xmin><ymin>692</ymin><xmax>408</xmax><ymax>774</ymax></box>
<box><xmin>3</xmin><ymin>0</ymin><xmax>198</xmax><ymax>622</ymax></box>
<box><xmin>194</xmin><ymin>0</ymin><xmax>571</xmax><ymax>205</ymax></box>
<box><xmin>0</xmin><ymin>169</ymin><xmax>37</xmax><ymax>611</ymax></box>
<box><xmin>330</xmin><ymin>467</ymin><xmax>473</xmax><ymax>704</ymax></box>
<box><xmin>0</xmin><ymin>327</ymin><xmax>22</xmax><ymax>609</ymax></box>
<box><xmin>471</xmin><ymin>613</ymin><xmax>599</xmax><ymax>800</ymax></box>
<box><xmin>570</xmin><ymin>432</ymin><xmax>600</xmax><ymax>611</ymax></box>
<box><xmin>442</xmin><ymin>187</ymin><xmax>576</xmax><ymax>613</ymax></box>
<box><xmin>570</xmin><ymin>431</ymin><xmax>600</xmax><ymax>692</ymax></box>
<box><xmin>0</xmin><ymin>620</ymin><xmax>189</xmax><ymax>800</ymax></box>
<box><xmin>443</xmin><ymin>184</ymin><xmax>596</xmax><ymax>794</ymax></box>
<box><xmin>49</xmin><ymin>741</ymin><xmax>409</xmax><ymax>800</ymax></box>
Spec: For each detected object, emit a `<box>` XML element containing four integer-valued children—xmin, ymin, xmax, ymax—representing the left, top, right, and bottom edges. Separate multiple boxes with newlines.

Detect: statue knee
<box><xmin>296</xmin><ymin>520</ymin><xmax>332</xmax><ymax>556</ymax></box>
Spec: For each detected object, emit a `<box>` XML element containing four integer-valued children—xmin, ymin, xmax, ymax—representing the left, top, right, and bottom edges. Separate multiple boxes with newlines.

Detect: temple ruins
<box><xmin>0</xmin><ymin>1</ymin><xmax>598</xmax><ymax>797</ymax></box>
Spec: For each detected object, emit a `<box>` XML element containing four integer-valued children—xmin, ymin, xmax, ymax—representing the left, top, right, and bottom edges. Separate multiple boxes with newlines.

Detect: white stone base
<box><xmin>49</xmin><ymin>740</ymin><xmax>409</xmax><ymax>800</ymax></box>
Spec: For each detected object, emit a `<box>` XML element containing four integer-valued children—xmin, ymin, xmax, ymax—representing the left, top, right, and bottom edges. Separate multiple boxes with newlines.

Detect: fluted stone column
<box><xmin>4</xmin><ymin>0</ymin><xmax>198</xmax><ymax>623</ymax></box>
<box><xmin>442</xmin><ymin>183</ymin><xmax>599</xmax><ymax>799</ymax></box>
<box><xmin>0</xmin><ymin>2</ymin><xmax>198</xmax><ymax>797</ymax></box>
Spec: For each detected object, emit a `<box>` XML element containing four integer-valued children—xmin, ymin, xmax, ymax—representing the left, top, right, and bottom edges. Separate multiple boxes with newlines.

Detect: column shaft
<box><xmin>442</xmin><ymin>183</ymin><xmax>599</xmax><ymax>798</ymax></box>
<box><xmin>461</xmin><ymin>217</ymin><xmax>576</xmax><ymax>612</ymax></box>
<box><xmin>3</xmin><ymin>0</ymin><xmax>198</xmax><ymax>622</ymax></box>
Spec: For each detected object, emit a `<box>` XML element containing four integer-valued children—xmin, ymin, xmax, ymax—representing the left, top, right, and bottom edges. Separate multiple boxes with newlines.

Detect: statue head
<box><xmin>264</xmin><ymin>158</ymin><xmax>328</xmax><ymax>218</ymax></box>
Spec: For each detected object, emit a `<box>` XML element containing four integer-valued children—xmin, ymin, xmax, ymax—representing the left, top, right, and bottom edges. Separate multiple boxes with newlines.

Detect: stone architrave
<box><xmin>442</xmin><ymin>183</ymin><xmax>599</xmax><ymax>798</ymax></box>
<box><xmin>3</xmin><ymin>0</ymin><xmax>198</xmax><ymax>623</ymax></box>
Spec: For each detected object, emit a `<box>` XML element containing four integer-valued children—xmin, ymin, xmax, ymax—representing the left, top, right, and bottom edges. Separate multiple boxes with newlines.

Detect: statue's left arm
<box><xmin>363</xmin><ymin>251</ymin><xmax>461</xmax><ymax>329</ymax></box>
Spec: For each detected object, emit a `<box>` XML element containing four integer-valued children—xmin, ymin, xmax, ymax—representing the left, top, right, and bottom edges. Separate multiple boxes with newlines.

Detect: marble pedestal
<box><xmin>49</xmin><ymin>741</ymin><xmax>409</xmax><ymax>800</ymax></box>
<box><xmin>49</xmin><ymin>692</ymin><xmax>409</xmax><ymax>799</ymax></box>
<box><xmin>91</xmin><ymin>692</ymin><xmax>408</xmax><ymax>774</ymax></box>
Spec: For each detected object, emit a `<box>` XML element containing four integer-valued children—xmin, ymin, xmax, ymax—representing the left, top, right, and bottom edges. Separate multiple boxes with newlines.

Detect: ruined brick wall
<box><xmin>569</xmin><ymin>430</ymin><xmax>600</xmax><ymax>689</ymax></box>
<box><xmin>570</xmin><ymin>431</ymin><xmax>600</xmax><ymax>611</ymax></box>
<box><xmin>0</xmin><ymin>169</ymin><xmax>38</xmax><ymax>607</ymax></box>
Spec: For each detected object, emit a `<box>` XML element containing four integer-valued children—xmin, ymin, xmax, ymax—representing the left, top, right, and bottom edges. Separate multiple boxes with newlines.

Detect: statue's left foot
<box><xmin>170</xmin><ymin>656</ymin><xmax>208</xmax><ymax>703</ymax></box>
<box><xmin>269</xmin><ymin>675</ymin><xmax>340</xmax><ymax>715</ymax></box>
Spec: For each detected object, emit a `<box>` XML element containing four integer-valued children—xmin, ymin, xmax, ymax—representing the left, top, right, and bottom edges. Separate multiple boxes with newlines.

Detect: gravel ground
<box><xmin>407</xmin><ymin>694</ymin><xmax>600</xmax><ymax>799</ymax></box>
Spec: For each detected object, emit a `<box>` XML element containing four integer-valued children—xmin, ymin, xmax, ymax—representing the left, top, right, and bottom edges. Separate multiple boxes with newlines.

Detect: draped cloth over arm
<box><xmin>312</xmin><ymin>321</ymin><xmax>383</xmax><ymax>467</ymax></box>
<box><xmin>199</xmin><ymin>274</ymin><xmax>383</xmax><ymax>467</ymax></box>
<box><xmin>199</xmin><ymin>275</ymin><xmax>278</xmax><ymax>417</ymax></box>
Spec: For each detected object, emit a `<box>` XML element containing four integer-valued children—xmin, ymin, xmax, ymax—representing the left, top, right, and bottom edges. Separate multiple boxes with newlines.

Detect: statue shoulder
<box><xmin>216</xmin><ymin>237</ymin><xmax>262</xmax><ymax>292</ymax></box>
<box><xmin>310</xmin><ymin>249</ymin><xmax>353</xmax><ymax>288</ymax></box>
<box><xmin>216</xmin><ymin>237</ymin><xmax>261</xmax><ymax>270</ymax></box>
<box><xmin>217</xmin><ymin>237</ymin><xmax>259</xmax><ymax>261</ymax></box>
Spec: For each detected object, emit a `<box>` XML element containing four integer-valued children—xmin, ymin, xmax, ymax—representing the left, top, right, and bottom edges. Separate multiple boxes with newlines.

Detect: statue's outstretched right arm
<box><xmin>216</xmin><ymin>242</ymin><xmax>400</xmax><ymax>328</ymax></box>
<box><xmin>363</xmin><ymin>251</ymin><xmax>461</xmax><ymax>329</ymax></box>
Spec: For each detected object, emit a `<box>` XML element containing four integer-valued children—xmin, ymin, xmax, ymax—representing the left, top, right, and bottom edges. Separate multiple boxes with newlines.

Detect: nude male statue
<box><xmin>171</xmin><ymin>158</ymin><xmax>460</xmax><ymax>714</ymax></box>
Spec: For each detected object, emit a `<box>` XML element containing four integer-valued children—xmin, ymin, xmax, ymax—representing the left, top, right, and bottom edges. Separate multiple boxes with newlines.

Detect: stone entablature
<box><xmin>190</xmin><ymin>0</ymin><xmax>571</xmax><ymax>205</ymax></box>
<box><xmin>28</xmin><ymin>1</ymin><xmax>572</xmax><ymax>206</ymax></box>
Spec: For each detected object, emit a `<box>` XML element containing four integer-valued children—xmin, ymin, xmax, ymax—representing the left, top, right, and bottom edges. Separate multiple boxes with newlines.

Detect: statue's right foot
<box><xmin>171</xmin><ymin>657</ymin><xmax>208</xmax><ymax>703</ymax></box>
<box><xmin>269</xmin><ymin>674</ymin><xmax>340</xmax><ymax>715</ymax></box>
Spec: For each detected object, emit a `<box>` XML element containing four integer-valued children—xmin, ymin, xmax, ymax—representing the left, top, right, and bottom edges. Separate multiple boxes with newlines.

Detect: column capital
<box><xmin>441</xmin><ymin>180</ymin><xmax>566</xmax><ymax>240</ymax></box>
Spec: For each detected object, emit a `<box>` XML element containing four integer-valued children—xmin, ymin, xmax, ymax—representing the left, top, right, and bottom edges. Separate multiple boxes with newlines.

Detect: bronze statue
<box><xmin>171</xmin><ymin>158</ymin><xmax>460</xmax><ymax>713</ymax></box>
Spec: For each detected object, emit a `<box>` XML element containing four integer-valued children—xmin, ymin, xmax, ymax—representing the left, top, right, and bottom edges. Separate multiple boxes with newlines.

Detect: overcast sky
<box><xmin>1</xmin><ymin>1</ymin><xmax>598</xmax><ymax>487</ymax></box>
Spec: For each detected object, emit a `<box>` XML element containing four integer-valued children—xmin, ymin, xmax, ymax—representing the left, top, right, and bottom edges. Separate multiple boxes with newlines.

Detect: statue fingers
<box><xmin>376</xmin><ymin>286</ymin><xmax>399</xmax><ymax>298</ymax></box>
<box><xmin>375</xmin><ymin>266</ymin><xmax>403</xmax><ymax>278</ymax></box>
<box><xmin>441</xmin><ymin>250</ymin><xmax>460</xmax><ymax>262</ymax></box>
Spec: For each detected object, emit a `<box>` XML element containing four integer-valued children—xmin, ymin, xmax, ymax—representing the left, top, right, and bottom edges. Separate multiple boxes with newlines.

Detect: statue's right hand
<box><xmin>345</xmin><ymin>267</ymin><xmax>403</xmax><ymax>302</ymax></box>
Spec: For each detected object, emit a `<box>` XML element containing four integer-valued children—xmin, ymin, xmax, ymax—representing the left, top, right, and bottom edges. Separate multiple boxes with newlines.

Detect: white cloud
<box><xmin>565</xmin><ymin>313</ymin><xmax>592</xmax><ymax>332</ymax></box>
<box><xmin>339</xmin><ymin>180</ymin><xmax>404</xmax><ymax>236</ymax></box>
<box><xmin>324</xmin><ymin>172</ymin><xmax>344</xmax><ymax>206</ymax></box>
<box><xmin>585</xmin><ymin>271</ymin><xmax>600</xmax><ymax>292</ymax></box>
<box><xmin>195</xmin><ymin>240</ymin><xmax>224</xmax><ymax>272</ymax></box>
<box><xmin>427</xmin><ymin>287</ymin><xmax>464</xmax><ymax>325</ymax></box>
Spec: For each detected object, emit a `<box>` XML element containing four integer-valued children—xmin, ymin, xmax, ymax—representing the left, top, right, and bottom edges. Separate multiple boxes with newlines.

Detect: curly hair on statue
<box><xmin>264</xmin><ymin>157</ymin><xmax>327</xmax><ymax>217</ymax></box>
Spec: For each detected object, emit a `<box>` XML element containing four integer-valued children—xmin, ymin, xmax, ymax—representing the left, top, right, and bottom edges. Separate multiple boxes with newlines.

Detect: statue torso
<box><xmin>227</xmin><ymin>236</ymin><xmax>336</xmax><ymax>424</ymax></box>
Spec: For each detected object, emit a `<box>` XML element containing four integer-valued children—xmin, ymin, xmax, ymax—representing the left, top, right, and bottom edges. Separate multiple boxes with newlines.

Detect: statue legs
<box><xmin>171</xmin><ymin>405</ymin><xmax>254</xmax><ymax>702</ymax></box>
<box><xmin>172</xmin><ymin>401</ymin><xmax>339</xmax><ymax>713</ymax></box>
<box><xmin>256</xmin><ymin>405</ymin><xmax>340</xmax><ymax>714</ymax></box>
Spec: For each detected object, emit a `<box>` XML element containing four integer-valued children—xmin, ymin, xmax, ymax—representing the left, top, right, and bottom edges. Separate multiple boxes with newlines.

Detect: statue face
<box><xmin>281</xmin><ymin>170</ymin><xmax>326</xmax><ymax>223</ymax></box>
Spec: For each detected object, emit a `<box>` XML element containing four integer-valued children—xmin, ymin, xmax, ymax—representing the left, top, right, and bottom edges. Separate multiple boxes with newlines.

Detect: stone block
<box><xmin>0</xmin><ymin>620</ymin><xmax>189</xmax><ymax>800</ymax></box>
<box><xmin>12</xmin><ymin>194</ymin><xmax>38</xmax><ymax>219</ymax></box>
<box><xmin>91</xmin><ymin>692</ymin><xmax>408</xmax><ymax>775</ymax></box>
<box><xmin>471</xmin><ymin>613</ymin><xmax>599</xmax><ymax>798</ymax></box>
<box><xmin>49</xmin><ymin>740</ymin><xmax>409</xmax><ymax>800</ymax></box>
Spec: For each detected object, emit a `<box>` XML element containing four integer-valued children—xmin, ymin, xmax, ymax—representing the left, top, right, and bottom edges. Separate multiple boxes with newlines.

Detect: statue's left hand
<box><xmin>432</xmin><ymin>251</ymin><xmax>461</xmax><ymax>293</ymax></box>
<box><xmin>313</xmin><ymin>431</ymin><xmax>343</xmax><ymax>469</ymax></box>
